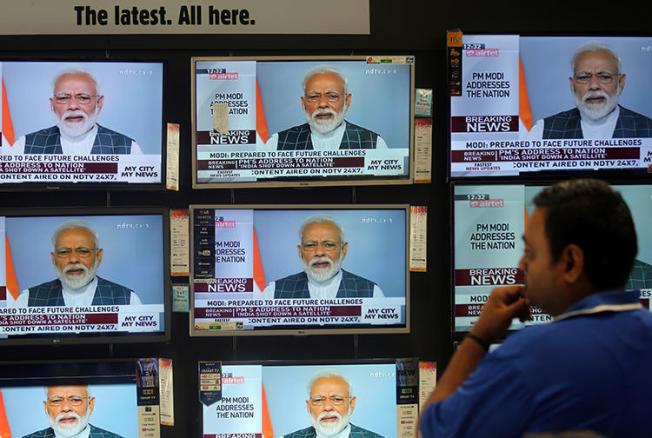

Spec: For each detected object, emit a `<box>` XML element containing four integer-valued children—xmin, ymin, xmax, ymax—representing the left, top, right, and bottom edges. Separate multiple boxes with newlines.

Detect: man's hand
<box><xmin>471</xmin><ymin>285</ymin><xmax>530</xmax><ymax>344</ymax></box>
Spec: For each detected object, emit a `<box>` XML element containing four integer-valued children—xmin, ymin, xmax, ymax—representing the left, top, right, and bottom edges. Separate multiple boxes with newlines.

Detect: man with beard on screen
<box><xmin>22</xmin><ymin>385</ymin><xmax>123</xmax><ymax>438</ymax></box>
<box><xmin>10</xmin><ymin>221</ymin><xmax>141</xmax><ymax>307</ymax></box>
<box><xmin>526</xmin><ymin>44</ymin><xmax>652</xmax><ymax>139</ymax></box>
<box><xmin>265</xmin><ymin>66</ymin><xmax>388</xmax><ymax>150</ymax></box>
<box><xmin>281</xmin><ymin>372</ymin><xmax>383</xmax><ymax>438</ymax></box>
<box><xmin>3</xmin><ymin>69</ymin><xmax>143</xmax><ymax>155</ymax></box>
<box><xmin>263</xmin><ymin>216</ymin><xmax>384</xmax><ymax>299</ymax></box>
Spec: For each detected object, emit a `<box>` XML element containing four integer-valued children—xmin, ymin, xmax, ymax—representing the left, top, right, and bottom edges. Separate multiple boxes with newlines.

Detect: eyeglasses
<box><xmin>53</xmin><ymin>247</ymin><xmax>98</xmax><ymax>259</ymax></box>
<box><xmin>573</xmin><ymin>71</ymin><xmax>619</xmax><ymax>85</ymax></box>
<box><xmin>52</xmin><ymin>93</ymin><xmax>98</xmax><ymax>105</ymax></box>
<box><xmin>301</xmin><ymin>241</ymin><xmax>340</xmax><ymax>252</ymax></box>
<box><xmin>304</xmin><ymin>92</ymin><xmax>343</xmax><ymax>103</ymax></box>
<box><xmin>309</xmin><ymin>395</ymin><xmax>350</xmax><ymax>406</ymax></box>
<box><xmin>46</xmin><ymin>396</ymin><xmax>89</xmax><ymax>407</ymax></box>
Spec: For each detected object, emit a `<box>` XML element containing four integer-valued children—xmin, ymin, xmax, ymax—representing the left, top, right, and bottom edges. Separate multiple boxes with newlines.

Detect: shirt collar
<box><xmin>555</xmin><ymin>289</ymin><xmax>642</xmax><ymax>322</ymax></box>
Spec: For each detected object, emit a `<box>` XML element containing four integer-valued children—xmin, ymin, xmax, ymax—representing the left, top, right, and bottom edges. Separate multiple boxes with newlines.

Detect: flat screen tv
<box><xmin>0</xmin><ymin>60</ymin><xmax>165</xmax><ymax>189</ymax></box>
<box><xmin>0</xmin><ymin>359</ymin><xmax>146</xmax><ymax>438</ymax></box>
<box><xmin>191</xmin><ymin>56</ymin><xmax>415</xmax><ymax>188</ymax></box>
<box><xmin>453</xmin><ymin>183</ymin><xmax>652</xmax><ymax>332</ymax></box>
<box><xmin>449</xmin><ymin>35</ymin><xmax>652</xmax><ymax>178</ymax></box>
<box><xmin>200</xmin><ymin>359</ymin><xmax>419</xmax><ymax>438</ymax></box>
<box><xmin>0</xmin><ymin>208</ymin><xmax>169</xmax><ymax>344</ymax></box>
<box><xmin>189</xmin><ymin>205</ymin><xmax>409</xmax><ymax>335</ymax></box>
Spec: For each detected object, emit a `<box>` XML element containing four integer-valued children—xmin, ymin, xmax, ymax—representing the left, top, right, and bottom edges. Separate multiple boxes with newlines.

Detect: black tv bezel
<box><xmin>0</xmin><ymin>57</ymin><xmax>168</xmax><ymax>192</ymax></box>
<box><xmin>190</xmin><ymin>55</ymin><xmax>416</xmax><ymax>189</ymax></box>
<box><xmin>0</xmin><ymin>206</ymin><xmax>171</xmax><ymax>346</ymax></box>
<box><xmin>188</xmin><ymin>204</ymin><xmax>411</xmax><ymax>337</ymax></box>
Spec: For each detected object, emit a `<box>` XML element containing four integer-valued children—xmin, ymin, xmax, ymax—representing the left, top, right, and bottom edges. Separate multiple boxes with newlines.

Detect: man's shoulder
<box><xmin>96</xmin><ymin>123</ymin><xmax>134</xmax><ymax>141</ymax></box>
<box><xmin>276</xmin><ymin>272</ymin><xmax>308</xmax><ymax>283</ymax></box>
<box><xmin>277</xmin><ymin>123</ymin><xmax>311</xmax><ymax>136</ymax></box>
<box><xmin>25</xmin><ymin>126</ymin><xmax>59</xmax><ymax>138</ymax></box>
<box><xmin>90</xmin><ymin>423</ymin><xmax>125</xmax><ymax>438</ymax></box>
<box><xmin>28</xmin><ymin>278</ymin><xmax>62</xmax><ymax>291</ymax></box>
<box><xmin>543</xmin><ymin>108</ymin><xmax>580</xmax><ymax>123</ymax></box>
<box><xmin>283</xmin><ymin>426</ymin><xmax>315</xmax><ymax>438</ymax></box>
<box><xmin>96</xmin><ymin>276</ymin><xmax>133</xmax><ymax>291</ymax></box>
<box><xmin>618</xmin><ymin>106</ymin><xmax>652</xmax><ymax>125</ymax></box>
<box><xmin>22</xmin><ymin>427</ymin><xmax>55</xmax><ymax>438</ymax></box>
<box><xmin>344</xmin><ymin>120</ymin><xmax>380</xmax><ymax>137</ymax></box>
<box><xmin>350</xmin><ymin>423</ymin><xmax>384</xmax><ymax>438</ymax></box>
<box><xmin>341</xmin><ymin>269</ymin><xmax>376</xmax><ymax>286</ymax></box>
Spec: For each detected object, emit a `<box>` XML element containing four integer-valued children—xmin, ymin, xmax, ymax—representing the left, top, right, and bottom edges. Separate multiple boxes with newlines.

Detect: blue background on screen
<box><xmin>2</xmin><ymin>384</ymin><xmax>137</xmax><ymax>437</ymax></box>
<box><xmin>262</xmin><ymin>363</ymin><xmax>397</xmax><ymax>437</ymax></box>
<box><xmin>257</xmin><ymin>60</ymin><xmax>411</xmax><ymax>149</ymax></box>
<box><xmin>5</xmin><ymin>214</ymin><xmax>164</xmax><ymax>304</ymax></box>
<box><xmin>520</xmin><ymin>37</ymin><xmax>652</xmax><ymax>123</ymax></box>
<box><xmin>253</xmin><ymin>209</ymin><xmax>407</xmax><ymax>298</ymax></box>
<box><xmin>3</xmin><ymin>61</ymin><xmax>164</xmax><ymax>154</ymax></box>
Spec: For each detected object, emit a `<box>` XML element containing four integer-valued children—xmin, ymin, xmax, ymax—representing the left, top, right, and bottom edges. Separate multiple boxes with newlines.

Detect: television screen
<box><xmin>191</xmin><ymin>56</ymin><xmax>415</xmax><ymax>188</ymax></box>
<box><xmin>0</xmin><ymin>60</ymin><xmax>164</xmax><ymax>188</ymax></box>
<box><xmin>200</xmin><ymin>359</ymin><xmax>419</xmax><ymax>438</ymax></box>
<box><xmin>450</xmin><ymin>35</ymin><xmax>652</xmax><ymax>177</ymax></box>
<box><xmin>0</xmin><ymin>208</ymin><xmax>169</xmax><ymax>344</ymax></box>
<box><xmin>453</xmin><ymin>183</ymin><xmax>652</xmax><ymax>332</ymax></box>
<box><xmin>0</xmin><ymin>359</ymin><xmax>150</xmax><ymax>438</ymax></box>
<box><xmin>189</xmin><ymin>205</ymin><xmax>409</xmax><ymax>335</ymax></box>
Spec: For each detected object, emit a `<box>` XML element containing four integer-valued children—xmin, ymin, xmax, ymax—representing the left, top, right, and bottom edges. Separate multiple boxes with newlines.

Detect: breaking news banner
<box><xmin>0</xmin><ymin>61</ymin><xmax>163</xmax><ymax>185</ymax></box>
<box><xmin>450</xmin><ymin>35</ymin><xmax>652</xmax><ymax>177</ymax></box>
<box><xmin>1</xmin><ymin>383</ymin><xmax>137</xmax><ymax>437</ymax></box>
<box><xmin>192</xmin><ymin>208</ymin><xmax>407</xmax><ymax>332</ymax></box>
<box><xmin>1</xmin><ymin>214</ymin><xmax>165</xmax><ymax>338</ymax></box>
<box><xmin>193</xmin><ymin>58</ymin><xmax>412</xmax><ymax>184</ymax></box>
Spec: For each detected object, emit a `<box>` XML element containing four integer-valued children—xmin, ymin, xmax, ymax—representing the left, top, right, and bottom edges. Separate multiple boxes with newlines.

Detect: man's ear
<box><xmin>618</xmin><ymin>73</ymin><xmax>627</xmax><ymax>93</ymax></box>
<box><xmin>349</xmin><ymin>395</ymin><xmax>357</xmax><ymax>413</ymax></box>
<box><xmin>559</xmin><ymin>243</ymin><xmax>585</xmax><ymax>284</ymax></box>
<box><xmin>96</xmin><ymin>95</ymin><xmax>104</xmax><ymax>112</ymax></box>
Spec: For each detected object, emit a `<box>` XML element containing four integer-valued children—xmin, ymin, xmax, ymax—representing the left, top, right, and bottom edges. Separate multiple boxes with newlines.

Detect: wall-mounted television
<box><xmin>0</xmin><ymin>208</ymin><xmax>170</xmax><ymax>344</ymax></box>
<box><xmin>200</xmin><ymin>359</ymin><xmax>419</xmax><ymax>438</ymax></box>
<box><xmin>191</xmin><ymin>56</ymin><xmax>415</xmax><ymax>188</ymax></box>
<box><xmin>0</xmin><ymin>359</ymin><xmax>143</xmax><ymax>438</ymax></box>
<box><xmin>453</xmin><ymin>183</ymin><xmax>652</xmax><ymax>332</ymax></box>
<box><xmin>449</xmin><ymin>35</ymin><xmax>652</xmax><ymax>178</ymax></box>
<box><xmin>0</xmin><ymin>60</ymin><xmax>165</xmax><ymax>189</ymax></box>
<box><xmin>189</xmin><ymin>205</ymin><xmax>409</xmax><ymax>335</ymax></box>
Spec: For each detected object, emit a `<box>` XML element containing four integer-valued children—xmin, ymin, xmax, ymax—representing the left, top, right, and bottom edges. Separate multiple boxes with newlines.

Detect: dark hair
<box><xmin>533</xmin><ymin>179</ymin><xmax>637</xmax><ymax>291</ymax></box>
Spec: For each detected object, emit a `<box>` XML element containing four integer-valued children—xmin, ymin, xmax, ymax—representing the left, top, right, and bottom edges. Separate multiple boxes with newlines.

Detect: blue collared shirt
<box><xmin>421</xmin><ymin>290</ymin><xmax>652</xmax><ymax>438</ymax></box>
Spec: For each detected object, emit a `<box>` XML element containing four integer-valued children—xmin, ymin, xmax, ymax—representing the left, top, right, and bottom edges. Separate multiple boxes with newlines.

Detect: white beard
<box><xmin>303</xmin><ymin>255</ymin><xmax>343</xmax><ymax>283</ymax></box>
<box><xmin>575</xmin><ymin>87</ymin><xmax>620</xmax><ymax>121</ymax></box>
<box><xmin>311</xmin><ymin>408</ymin><xmax>352</xmax><ymax>437</ymax></box>
<box><xmin>56</xmin><ymin>261</ymin><xmax>99</xmax><ymax>290</ymax></box>
<box><xmin>305</xmin><ymin>106</ymin><xmax>347</xmax><ymax>135</ymax></box>
<box><xmin>55</xmin><ymin>108</ymin><xmax>99</xmax><ymax>139</ymax></box>
<box><xmin>49</xmin><ymin>410</ymin><xmax>91</xmax><ymax>438</ymax></box>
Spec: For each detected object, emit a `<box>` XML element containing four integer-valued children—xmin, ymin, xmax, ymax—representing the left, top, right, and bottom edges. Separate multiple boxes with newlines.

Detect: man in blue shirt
<box><xmin>421</xmin><ymin>179</ymin><xmax>652</xmax><ymax>437</ymax></box>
